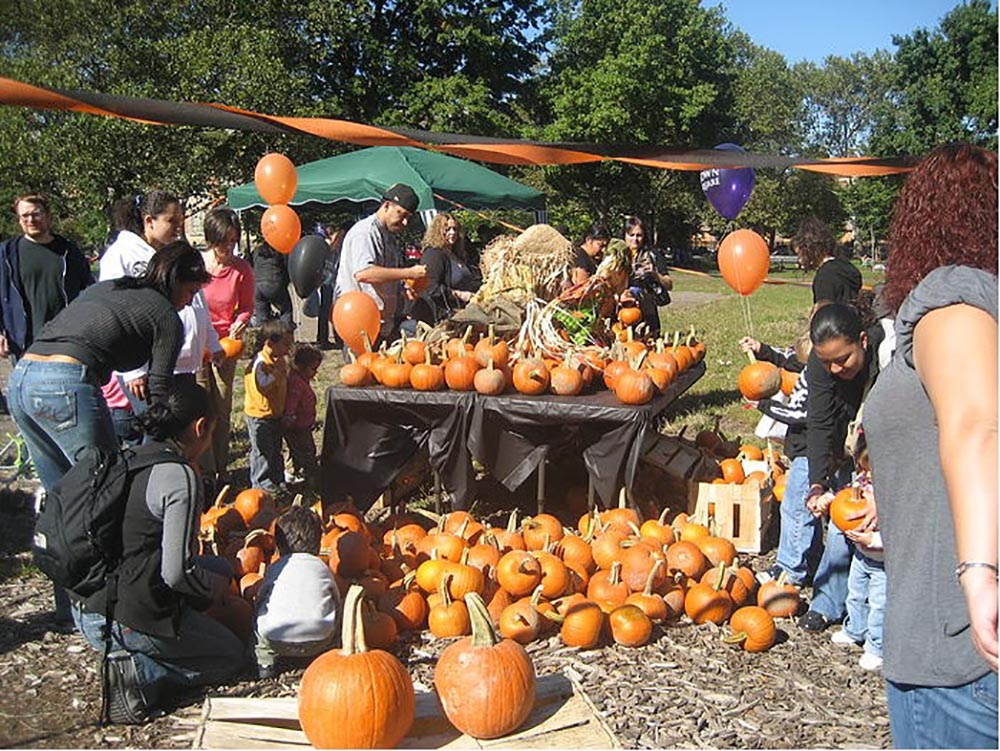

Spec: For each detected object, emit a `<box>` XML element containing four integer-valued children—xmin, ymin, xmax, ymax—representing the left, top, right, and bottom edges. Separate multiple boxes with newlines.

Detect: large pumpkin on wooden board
<box><xmin>434</xmin><ymin>592</ymin><xmax>536</xmax><ymax>739</ymax></box>
<box><xmin>298</xmin><ymin>586</ymin><xmax>415</xmax><ymax>749</ymax></box>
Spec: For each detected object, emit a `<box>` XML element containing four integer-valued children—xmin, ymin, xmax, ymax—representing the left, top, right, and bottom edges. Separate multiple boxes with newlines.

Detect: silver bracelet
<box><xmin>955</xmin><ymin>561</ymin><xmax>999</xmax><ymax>580</ymax></box>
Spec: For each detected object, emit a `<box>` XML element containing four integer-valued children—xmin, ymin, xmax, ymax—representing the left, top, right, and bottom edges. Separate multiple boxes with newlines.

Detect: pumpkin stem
<box><xmin>291</xmin><ymin>493</ymin><xmax>304</xmax><ymax>507</ymax></box>
<box><xmin>341</xmin><ymin>584</ymin><xmax>368</xmax><ymax>656</ymax></box>
<box><xmin>506</xmin><ymin>508</ymin><xmax>519</xmax><ymax>534</ymax></box>
<box><xmin>672</xmin><ymin>331</ymin><xmax>680</xmax><ymax>350</ymax></box>
<box><xmin>643</xmin><ymin>559</ymin><xmax>664</xmax><ymax>597</ymax></box>
<box><xmin>213</xmin><ymin>484</ymin><xmax>231</xmax><ymax>509</ymax></box>
<box><xmin>461</xmin><ymin>325</ymin><xmax>472</xmax><ymax>346</ymax></box>
<box><xmin>723</xmin><ymin>631</ymin><xmax>749</xmax><ymax>646</ymax></box>
<box><xmin>439</xmin><ymin>573</ymin><xmax>454</xmax><ymax>608</ymax></box>
<box><xmin>712</xmin><ymin>561</ymin><xmax>727</xmax><ymax>591</ymax></box>
<box><xmin>361</xmin><ymin>329</ymin><xmax>372</xmax><ymax>353</ymax></box>
<box><xmin>529</xmin><ymin>584</ymin><xmax>544</xmax><ymax>610</ymax></box>
<box><xmin>424</xmin><ymin>345</ymin><xmax>432</xmax><ymax>366</ymax></box>
<box><xmin>609</xmin><ymin>560</ymin><xmax>623</xmax><ymax>586</ymax></box>
<box><xmin>656</xmin><ymin>507</ymin><xmax>671</xmax><ymax>525</ymax></box>
<box><xmin>465</xmin><ymin>591</ymin><xmax>501</xmax><ymax>648</ymax></box>
<box><xmin>487</xmin><ymin>323</ymin><xmax>495</xmax><ymax>346</ymax></box>
<box><xmin>746</xmin><ymin>348</ymin><xmax>757</xmax><ymax>364</ymax></box>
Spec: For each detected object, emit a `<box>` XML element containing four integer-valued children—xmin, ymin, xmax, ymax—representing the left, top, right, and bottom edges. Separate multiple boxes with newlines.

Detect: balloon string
<box><xmin>742</xmin><ymin>293</ymin><xmax>756</xmax><ymax>340</ymax></box>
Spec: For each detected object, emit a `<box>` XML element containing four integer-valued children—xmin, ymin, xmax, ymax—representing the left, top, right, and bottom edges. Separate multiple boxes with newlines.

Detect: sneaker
<box><xmin>257</xmin><ymin>663</ymin><xmax>277</xmax><ymax>680</ymax></box>
<box><xmin>830</xmin><ymin>628</ymin><xmax>862</xmax><ymax>647</ymax></box>
<box><xmin>103</xmin><ymin>651</ymin><xmax>150</xmax><ymax>725</ymax></box>
<box><xmin>284</xmin><ymin>470</ymin><xmax>305</xmax><ymax>485</ymax></box>
<box><xmin>858</xmin><ymin>652</ymin><xmax>884</xmax><ymax>671</ymax></box>
<box><xmin>798</xmin><ymin>610</ymin><xmax>835</xmax><ymax>632</ymax></box>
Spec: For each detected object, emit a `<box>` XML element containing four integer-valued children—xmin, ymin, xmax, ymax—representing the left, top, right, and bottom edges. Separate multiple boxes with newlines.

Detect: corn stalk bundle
<box><xmin>474</xmin><ymin>225</ymin><xmax>574</xmax><ymax>305</ymax></box>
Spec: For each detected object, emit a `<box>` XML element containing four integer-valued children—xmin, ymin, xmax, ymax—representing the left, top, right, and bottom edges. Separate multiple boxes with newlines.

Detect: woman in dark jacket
<box><xmin>8</xmin><ymin>241</ymin><xmax>209</xmax><ymax>494</ymax></box>
<box><xmin>406</xmin><ymin>212</ymin><xmax>480</xmax><ymax>326</ymax></box>
<box><xmin>621</xmin><ymin>216</ymin><xmax>671</xmax><ymax>338</ymax></box>
<box><xmin>71</xmin><ymin>381</ymin><xmax>248</xmax><ymax>723</ymax></box>
<box><xmin>794</xmin><ymin>216</ymin><xmax>862</xmax><ymax>307</ymax></box>
<box><xmin>796</xmin><ymin>302</ymin><xmax>886</xmax><ymax>633</ymax></box>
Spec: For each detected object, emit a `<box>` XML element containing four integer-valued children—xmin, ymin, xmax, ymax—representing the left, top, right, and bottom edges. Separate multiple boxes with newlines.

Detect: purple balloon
<box><xmin>699</xmin><ymin>143</ymin><xmax>756</xmax><ymax>221</ymax></box>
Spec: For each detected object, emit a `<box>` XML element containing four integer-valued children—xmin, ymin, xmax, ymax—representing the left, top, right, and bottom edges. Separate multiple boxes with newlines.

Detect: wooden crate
<box><xmin>192</xmin><ymin>671</ymin><xmax>618</xmax><ymax>750</ymax></box>
<box><xmin>631</xmin><ymin>434</ymin><xmax>721</xmax><ymax>516</ymax></box>
<box><xmin>687</xmin><ymin>479</ymin><xmax>775</xmax><ymax>554</ymax></box>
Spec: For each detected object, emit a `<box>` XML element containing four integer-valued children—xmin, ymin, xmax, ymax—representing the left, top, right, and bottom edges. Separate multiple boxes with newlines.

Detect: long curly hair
<box><xmin>793</xmin><ymin>216</ymin><xmax>839</xmax><ymax>270</ymax></box>
<box><xmin>883</xmin><ymin>143</ymin><xmax>998</xmax><ymax>314</ymax></box>
<box><xmin>422</xmin><ymin>212</ymin><xmax>466</xmax><ymax>260</ymax></box>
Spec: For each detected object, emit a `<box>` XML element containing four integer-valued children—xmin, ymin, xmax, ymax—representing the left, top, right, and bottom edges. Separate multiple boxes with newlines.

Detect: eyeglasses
<box><xmin>18</xmin><ymin>211</ymin><xmax>45</xmax><ymax>221</ymax></box>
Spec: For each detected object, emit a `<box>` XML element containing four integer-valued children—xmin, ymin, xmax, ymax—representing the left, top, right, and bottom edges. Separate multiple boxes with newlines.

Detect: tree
<box><xmin>871</xmin><ymin>0</ymin><xmax>998</xmax><ymax>155</ymax></box>
<box><xmin>839</xmin><ymin>176</ymin><xmax>902</xmax><ymax>260</ymax></box>
<box><xmin>801</xmin><ymin>52</ymin><xmax>894</xmax><ymax>157</ymax></box>
<box><xmin>539</xmin><ymin>0</ymin><xmax>736</xmax><ymax>242</ymax></box>
<box><xmin>0</xmin><ymin>0</ymin><xmax>552</xmax><ymax>246</ymax></box>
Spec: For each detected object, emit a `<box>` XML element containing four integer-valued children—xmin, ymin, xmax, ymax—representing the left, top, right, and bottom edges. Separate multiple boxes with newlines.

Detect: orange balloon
<box><xmin>717</xmin><ymin>229</ymin><xmax>769</xmax><ymax>296</ymax></box>
<box><xmin>333</xmin><ymin>291</ymin><xmax>382</xmax><ymax>354</ymax></box>
<box><xmin>261</xmin><ymin>204</ymin><xmax>301</xmax><ymax>254</ymax></box>
<box><xmin>254</xmin><ymin>153</ymin><xmax>298</xmax><ymax>205</ymax></box>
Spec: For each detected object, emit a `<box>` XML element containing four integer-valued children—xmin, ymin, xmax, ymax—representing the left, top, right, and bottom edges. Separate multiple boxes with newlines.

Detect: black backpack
<box><xmin>33</xmin><ymin>444</ymin><xmax>184</xmax><ymax>598</ymax></box>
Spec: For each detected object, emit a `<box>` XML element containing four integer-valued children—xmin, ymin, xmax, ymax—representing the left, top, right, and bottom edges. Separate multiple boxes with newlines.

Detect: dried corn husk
<box><xmin>474</xmin><ymin>224</ymin><xmax>574</xmax><ymax>305</ymax></box>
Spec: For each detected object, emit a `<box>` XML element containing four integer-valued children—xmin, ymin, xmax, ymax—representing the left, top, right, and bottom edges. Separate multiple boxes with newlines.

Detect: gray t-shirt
<box><xmin>334</xmin><ymin>213</ymin><xmax>401</xmax><ymax>338</ymax></box>
<box><xmin>865</xmin><ymin>265</ymin><xmax>998</xmax><ymax>687</ymax></box>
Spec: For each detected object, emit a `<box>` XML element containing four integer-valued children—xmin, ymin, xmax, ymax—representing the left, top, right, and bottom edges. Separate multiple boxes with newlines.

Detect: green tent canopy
<box><xmin>227</xmin><ymin>146</ymin><xmax>546</xmax><ymax>214</ymax></box>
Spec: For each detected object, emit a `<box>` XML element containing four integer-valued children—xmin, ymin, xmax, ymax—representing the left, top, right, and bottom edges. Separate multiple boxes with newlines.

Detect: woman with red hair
<box><xmin>864</xmin><ymin>143</ymin><xmax>997</xmax><ymax>749</ymax></box>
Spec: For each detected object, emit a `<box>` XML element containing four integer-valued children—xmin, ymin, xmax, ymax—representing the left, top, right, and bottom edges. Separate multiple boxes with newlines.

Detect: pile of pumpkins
<box><xmin>339</xmin><ymin>321</ymin><xmax>706</xmax><ymax>407</ymax></box>
<box><xmin>197</xmin><ymin>486</ymin><xmax>809</xmax><ymax>746</ymax></box>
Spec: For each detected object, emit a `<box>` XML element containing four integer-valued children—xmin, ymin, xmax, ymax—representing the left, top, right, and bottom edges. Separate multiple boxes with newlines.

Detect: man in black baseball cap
<box><xmin>334</xmin><ymin>182</ymin><xmax>426</xmax><ymax>343</ymax></box>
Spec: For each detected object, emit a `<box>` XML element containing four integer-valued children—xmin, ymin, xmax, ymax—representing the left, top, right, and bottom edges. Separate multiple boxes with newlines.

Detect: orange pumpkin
<box><xmin>830</xmin><ymin>486</ymin><xmax>868</xmax><ymax>532</ymax></box>
<box><xmin>233</xmin><ymin>488</ymin><xmax>275</xmax><ymax>528</ymax></box>
<box><xmin>218</xmin><ymin>336</ymin><xmax>244</xmax><ymax>359</ymax></box>
<box><xmin>757</xmin><ymin>572</ymin><xmax>802</xmax><ymax>618</ymax></box>
<box><xmin>557</xmin><ymin>600</ymin><xmax>605</xmax><ymax>649</ymax></box>
<box><xmin>340</xmin><ymin>352</ymin><xmax>372</xmax><ymax>387</ymax></box>
<box><xmin>609</xmin><ymin>604</ymin><xmax>653</xmax><ymax>647</ymax></box>
<box><xmin>298</xmin><ymin>586</ymin><xmax>415</xmax><ymax>749</ymax></box>
<box><xmin>684</xmin><ymin>568</ymin><xmax>734</xmax><ymax>625</ymax></box>
<box><xmin>473</xmin><ymin>358</ymin><xmax>507</xmax><ymax>395</ymax></box>
<box><xmin>617</xmin><ymin>305</ymin><xmax>642</xmax><ymax>327</ymax></box>
<box><xmin>779</xmin><ymin>368</ymin><xmax>799</xmax><ymax>396</ymax></box>
<box><xmin>512</xmin><ymin>357</ymin><xmax>550</xmax><ymax>395</ymax></box>
<box><xmin>727</xmin><ymin>605</ymin><xmax>777</xmax><ymax>652</ymax></box>
<box><xmin>411</xmin><ymin>348</ymin><xmax>445</xmax><ymax>391</ymax></box>
<box><xmin>614</xmin><ymin>366</ymin><xmax>655</xmax><ymax>405</ymax></box>
<box><xmin>496</xmin><ymin>550</ymin><xmax>543</xmax><ymax>597</ymax></box>
<box><xmin>444</xmin><ymin>355</ymin><xmax>481</xmax><ymax>391</ymax></box>
<box><xmin>550</xmin><ymin>352</ymin><xmax>584</xmax><ymax>396</ymax></box>
<box><xmin>434</xmin><ymin>592</ymin><xmax>536</xmax><ymax>739</ymax></box>
<box><xmin>719</xmin><ymin>458</ymin><xmax>746</xmax><ymax>484</ymax></box>
<box><xmin>446</xmin><ymin>325</ymin><xmax>475</xmax><ymax>360</ymax></box>
<box><xmin>473</xmin><ymin>324</ymin><xmax>510</xmax><ymax>369</ymax></box>
<box><xmin>738</xmin><ymin>359</ymin><xmax>782</xmax><ymax>400</ymax></box>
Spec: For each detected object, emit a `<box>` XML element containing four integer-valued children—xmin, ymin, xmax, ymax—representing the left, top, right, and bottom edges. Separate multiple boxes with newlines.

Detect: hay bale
<box><xmin>475</xmin><ymin>224</ymin><xmax>574</xmax><ymax>304</ymax></box>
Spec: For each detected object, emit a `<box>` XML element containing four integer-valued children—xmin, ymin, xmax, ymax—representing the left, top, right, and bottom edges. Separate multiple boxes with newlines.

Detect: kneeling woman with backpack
<box><xmin>71</xmin><ymin>382</ymin><xmax>249</xmax><ymax>723</ymax></box>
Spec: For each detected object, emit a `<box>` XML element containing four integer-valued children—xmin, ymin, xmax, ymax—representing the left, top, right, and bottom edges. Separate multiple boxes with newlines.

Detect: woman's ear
<box><xmin>193</xmin><ymin>416</ymin><xmax>213</xmax><ymax>440</ymax></box>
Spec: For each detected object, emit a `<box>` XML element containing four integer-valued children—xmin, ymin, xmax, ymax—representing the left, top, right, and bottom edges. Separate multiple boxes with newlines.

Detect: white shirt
<box><xmin>255</xmin><ymin>554</ymin><xmax>341</xmax><ymax>643</ymax></box>
<box><xmin>173</xmin><ymin>292</ymin><xmax>221</xmax><ymax>375</ymax></box>
<box><xmin>99</xmin><ymin>230</ymin><xmax>155</xmax><ymax>281</ymax></box>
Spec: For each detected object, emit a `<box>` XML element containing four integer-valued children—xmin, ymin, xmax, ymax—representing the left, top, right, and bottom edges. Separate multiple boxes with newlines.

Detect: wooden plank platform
<box><xmin>193</xmin><ymin>671</ymin><xmax>619</xmax><ymax>749</ymax></box>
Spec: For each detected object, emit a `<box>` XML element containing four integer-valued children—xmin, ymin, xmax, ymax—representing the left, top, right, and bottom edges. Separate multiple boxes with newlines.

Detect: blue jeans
<box><xmin>843</xmin><ymin>550</ymin><xmax>885</xmax><ymax>657</ymax></box>
<box><xmin>110</xmin><ymin>407</ymin><xmax>143</xmax><ymax>448</ymax></box>
<box><xmin>72</xmin><ymin>601</ymin><xmax>247</xmax><ymax>710</ymax></box>
<box><xmin>8</xmin><ymin>359</ymin><xmax>117</xmax><ymax>493</ymax></box>
<box><xmin>776</xmin><ymin>456</ymin><xmax>822</xmax><ymax>585</ymax></box>
<box><xmin>808</xmin><ymin>466</ymin><xmax>855</xmax><ymax>622</ymax></box>
<box><xmin>246</xmin><ymin>415</ymin><xmax>283</xmax><ymax>491</ymax></box>
<box><xmin>887</xmin><ymin>672</ymin><xmax>998</xmax><ymax>749</ymax></box>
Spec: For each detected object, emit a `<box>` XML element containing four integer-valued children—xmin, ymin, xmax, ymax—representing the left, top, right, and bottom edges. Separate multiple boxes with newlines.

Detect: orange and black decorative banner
<box><xmin>0</xmin><ymin>76</ymin><xmax>916</xmax><ymax>177</ymax></box>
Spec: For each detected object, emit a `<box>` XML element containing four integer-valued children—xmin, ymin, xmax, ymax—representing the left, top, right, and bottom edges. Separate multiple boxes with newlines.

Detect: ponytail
<box><xmin>138</xmin><ymin>381</ymin><xmax>215</xmax><ymax>441</ymax></box>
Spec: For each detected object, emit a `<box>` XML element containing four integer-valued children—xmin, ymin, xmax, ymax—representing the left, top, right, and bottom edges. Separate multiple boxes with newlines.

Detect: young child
<box><xmin>244</xmin><ymin>319</ymin><xmax>293</xmax><ymax>491</ymax></box>
<box><xmin>282</xmin><ymin>345</ymin><xmax>323</xmax><ymax>487</ymax></box>
<box><xmin>740</xmin><ymin>330</ymin><xmax>816</xmax><ymax>587</ymax></box>
<box><xmin>254</xmin><ymin>506</ymin><xmax>341</xmax><ymax>679</ymax></box>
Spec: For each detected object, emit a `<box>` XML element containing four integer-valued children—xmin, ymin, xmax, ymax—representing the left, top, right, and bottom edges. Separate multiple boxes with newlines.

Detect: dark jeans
<box><xmin>246</xmin><ymin>415</ymin><xmax>283</xmax><ymax>491</ymax></box>
<box><xmin>316</xmin><ymin>284</ymin><xmax>333</xmax><ymax>344</ymax></box>
<box><xmin>254</xmin><ymin>284</ymin><xmax>293</xmax><ymax>326</ymax></box>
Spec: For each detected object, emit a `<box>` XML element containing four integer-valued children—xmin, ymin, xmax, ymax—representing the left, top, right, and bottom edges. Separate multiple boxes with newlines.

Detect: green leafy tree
<box><xmin>800</xmin><ymin>51</ymin><xmax>894</xmax><ymax>157</ymax></box>
<box><xmin>0</xmin><ymin>0</ymin><xmax>551</xmax><ymax>246</ymax></box>
<box><xmin>539</xmin><ymin>0</ymin><xmax>736</xmax><ymax>243</ymax></box>
<box><xmin>871</xmin><ymin>0</ymin><xmax>998</xmax><ymax>155</ymax></box>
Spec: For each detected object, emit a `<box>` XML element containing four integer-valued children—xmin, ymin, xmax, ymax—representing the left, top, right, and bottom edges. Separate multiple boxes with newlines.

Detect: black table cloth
<box><xmin>467</xmin><ymin>361</ymin><xmax>704</xmax><ymax>505</ymax></box>
<box><xmin>320</xmin><ymin>361</ymin><xmax>704</xmax><ymax>510</ymax></box>
<box><xmin>321</xmin><ymin>388</ymin><xmax>477</xmax><ymax>510</ymax></box>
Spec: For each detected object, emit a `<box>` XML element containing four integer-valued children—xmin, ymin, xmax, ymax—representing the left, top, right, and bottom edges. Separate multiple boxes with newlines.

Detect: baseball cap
<box><xmin>381</xmin><ymin>183</ymin><xmax>419</xmax><ymax>213</ymax></box>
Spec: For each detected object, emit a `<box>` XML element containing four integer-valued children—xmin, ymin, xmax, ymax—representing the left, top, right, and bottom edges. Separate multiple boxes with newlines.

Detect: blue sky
<box><xmin>710</xmin><ymin>0</ymin><xmax>998</xmax><ymax>63</ymax></box>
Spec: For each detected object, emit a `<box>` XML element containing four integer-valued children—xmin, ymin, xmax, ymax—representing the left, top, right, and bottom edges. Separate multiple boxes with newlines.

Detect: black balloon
<box><xmin>288</xmin><ymin>235</ymin><xmax>330</xmax><ymax>299</ymax></box>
